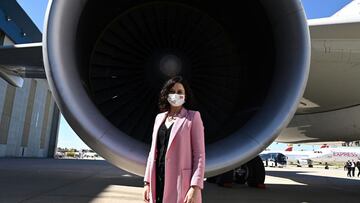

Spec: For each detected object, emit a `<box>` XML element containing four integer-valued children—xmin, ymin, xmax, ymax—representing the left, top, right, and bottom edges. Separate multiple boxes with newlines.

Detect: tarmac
<box><xmin>0</xmin><ymin>158</ymin><xmax>359</xmax><ymax>203</ymax></box>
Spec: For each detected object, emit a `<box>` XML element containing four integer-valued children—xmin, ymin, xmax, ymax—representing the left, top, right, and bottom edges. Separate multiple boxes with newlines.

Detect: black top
<box><xmin>155</xmin><ymin>121</ymin><xmax>174</xmax><ymax>203</ymax></box>
<box><xmin>156</xmin><ymin>121</ymin><xmax>174</xmax><ymax>168</ymax></box>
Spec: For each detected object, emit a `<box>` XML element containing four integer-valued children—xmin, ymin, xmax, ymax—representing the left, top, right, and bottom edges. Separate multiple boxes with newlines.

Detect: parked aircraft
<box><xmin>263</xmin><ymin>144</ymin><xmax>360</xmax><ymax>167</ymax></box>
<box><xmin>309</xmin><ymin>147</ymin><xmax>360</xmax><ymax>165</ymax></box>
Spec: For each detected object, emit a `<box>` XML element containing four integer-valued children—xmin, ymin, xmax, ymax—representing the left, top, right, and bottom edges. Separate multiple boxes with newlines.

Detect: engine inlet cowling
<box><xmin>43</xmin><ymin>0</ymin><xmax>310</xmax><ymax>177</ymax></box>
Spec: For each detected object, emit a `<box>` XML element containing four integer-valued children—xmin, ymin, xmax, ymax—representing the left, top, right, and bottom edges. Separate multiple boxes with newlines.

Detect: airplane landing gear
<box><xmin>207</xmin><ymin>156</ymin><xmax>265</xmax><ymax>188</ymax></box>
<box><xmin>236</xmin><ymin>156</ymin><xmax>265</xmax><ymax>187</ymax></box>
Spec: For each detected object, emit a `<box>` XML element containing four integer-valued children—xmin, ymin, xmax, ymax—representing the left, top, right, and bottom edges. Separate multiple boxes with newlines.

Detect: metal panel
<box><xmin>21</xmin><ymin>80</ymin><xmax>37</xmax><ymax>147</ymax></box>
<box><xmin>0</xmin><ymin>1</ymin><xmax>41</xmax><ymax>43</ymax></box>
<box><xmin>0</xmin><ymin>84</ymin><xmax>16</xmax><ymax>144</ymax></box>
<box><xmin>47</xmin><ymin>101</ymin><xmax>60</xmax><ymax>158</ymax></box>
<box><xmin>40</xmin><ymin>90</ymin><xmax>51</xmax><ymax>149</ymax></box>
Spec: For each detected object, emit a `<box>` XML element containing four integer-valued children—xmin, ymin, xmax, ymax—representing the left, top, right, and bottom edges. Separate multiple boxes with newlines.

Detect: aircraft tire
<box><xmin>246</xmin><ymin>156</ymin><xmax>265</xmax><ymax>187</ymax></box>
<box><xmin>234</xmin><ymin>166</ymin><xmax>248</xmax><ymax>184</ymax></box>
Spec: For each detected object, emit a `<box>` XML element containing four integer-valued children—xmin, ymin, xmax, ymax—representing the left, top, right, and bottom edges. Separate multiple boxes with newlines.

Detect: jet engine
<box><xmin>43</xmin><ymin>0</ymin><xmax>310</xmax><ymax>177</ymax></box>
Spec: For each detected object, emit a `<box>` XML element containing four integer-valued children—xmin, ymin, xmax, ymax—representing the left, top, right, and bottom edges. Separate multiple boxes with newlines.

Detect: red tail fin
<box><xmin>320</xmin><ymin>144</ymin><xmax>329</xmax><ymax>149</ymax></box>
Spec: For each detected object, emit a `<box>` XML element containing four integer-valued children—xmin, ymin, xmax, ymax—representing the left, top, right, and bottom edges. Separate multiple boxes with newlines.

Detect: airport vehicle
<box><xmin>261</xmin><ymin>146</ymin><xmax>313</xmax><ymax>167</ymax></box>
<box><xmin>54</xmin><ymin>151</ymin><xmax>65</xmax><ymax>159</ymax></box>
<box><xmin>1</xmin><ymin>0</ymin><xmax>360</xmax><ymax>187</ymax></box>
<box><xmin>82</xmin><ymin>152</ymin><xmax>99</xmax><ymax>159</ymax></box>
<box><xmin>259</xmin><ymin>152</ymin><xmax>287</xmax><ymax>167</ymax></box>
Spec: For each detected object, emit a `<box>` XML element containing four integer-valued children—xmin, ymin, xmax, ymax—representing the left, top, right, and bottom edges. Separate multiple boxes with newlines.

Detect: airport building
<box><xmin>0</xmin><ymin>1</ymin><xmax>60</xmax><ymax>157</ymax></box>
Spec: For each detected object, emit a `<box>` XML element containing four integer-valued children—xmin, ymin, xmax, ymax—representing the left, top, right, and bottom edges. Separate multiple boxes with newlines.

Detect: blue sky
<box><xmin>301</xmin><ymin>0</ymin><xmax>352</xmax><ymax>19</ymax></box>
<box><xmin>16</xmin><ymin>0</ymin><xmax>352</xmax><ymax>150</ymax></box>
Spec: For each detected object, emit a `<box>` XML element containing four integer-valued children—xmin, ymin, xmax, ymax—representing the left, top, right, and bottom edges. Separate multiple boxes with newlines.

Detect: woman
<box><xmin>143</xmin><ymin>76</ymin><xmax>205</xmax><ymax>203</ymax></box>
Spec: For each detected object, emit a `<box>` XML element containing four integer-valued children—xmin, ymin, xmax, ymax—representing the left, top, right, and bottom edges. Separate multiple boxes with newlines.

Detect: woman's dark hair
<box><xmin>158</xmin><ymin>76</ymin><xmax>193</xmax><ymax>112</ymax></box>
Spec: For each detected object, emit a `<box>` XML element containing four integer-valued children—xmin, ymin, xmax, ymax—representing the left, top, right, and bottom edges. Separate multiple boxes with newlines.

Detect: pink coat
<box><xmin>144</xmin><ymin>107</ymin><xmax>205</xmax><ymax>203</ymax></box>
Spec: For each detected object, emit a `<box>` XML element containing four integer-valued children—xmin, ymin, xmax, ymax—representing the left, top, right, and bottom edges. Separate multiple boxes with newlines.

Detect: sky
<box><xmin>16</xmin><ymin>0</ymin><xmax>353</xmax><ymax>150</ymax></box>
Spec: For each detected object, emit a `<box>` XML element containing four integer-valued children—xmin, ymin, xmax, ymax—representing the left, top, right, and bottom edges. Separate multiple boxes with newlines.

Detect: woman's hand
<box><xmin>184</xmin><ymin>186</ymin><xmax>200</xmax><ymax>203</ymax></box>
<box><xmin>143</xmin><ymin>184</ymin><xmax>150</xmax><ymax>202</ymax></box>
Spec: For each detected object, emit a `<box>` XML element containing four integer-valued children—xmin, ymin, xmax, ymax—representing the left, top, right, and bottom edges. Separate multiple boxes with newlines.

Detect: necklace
<box><xmin>167</xmin><ymin>111</ymin><xmax>179</xmax><ymax>122</ymax></box>
<box><xmin>167</xmin><ymin>114</ymin><xmax>177</xmax><ymax>122</ymax></box>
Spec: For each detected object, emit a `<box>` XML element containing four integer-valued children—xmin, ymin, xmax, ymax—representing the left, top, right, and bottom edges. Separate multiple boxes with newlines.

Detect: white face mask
<box><xmin>167</xmin><ymin>93</ymin><xmax>185</xmax><ymax>107</ymax></box>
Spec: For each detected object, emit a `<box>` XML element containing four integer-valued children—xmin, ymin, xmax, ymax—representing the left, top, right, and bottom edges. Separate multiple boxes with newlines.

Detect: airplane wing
<box><xmin>277</xmin><ymin>17</ymin><xmax>360</xmax><ymax>143</ymax></box>
<box><xmin>0</xmin><ymin>42</ymin><xmax>43</xmax><ymax>87</ymax></box>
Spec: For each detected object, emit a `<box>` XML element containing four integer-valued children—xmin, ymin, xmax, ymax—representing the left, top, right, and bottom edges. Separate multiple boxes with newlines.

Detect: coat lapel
<box><xmin>166</xmin><ymin>107</ymin><xmax>188</xmax><ymax>152</ymax></box>
<box><xmin>152</xmin><ymin>107</ymin><xmax>188</xmax><ymax>157</ymax></box>
<box><xmin>151</xmin><ymin>113</ymin><xmax>166</xmax><ymax>160</ymax></box>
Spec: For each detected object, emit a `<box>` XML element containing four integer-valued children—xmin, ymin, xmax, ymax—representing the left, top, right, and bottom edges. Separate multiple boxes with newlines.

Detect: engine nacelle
<box><xmin>43</xmin><ymin>0</ymin><xmax>310</xmax><ymax>177</ymax></box>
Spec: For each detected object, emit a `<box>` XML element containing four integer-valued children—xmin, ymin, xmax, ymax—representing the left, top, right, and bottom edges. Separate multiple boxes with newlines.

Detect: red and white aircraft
<box><xmin>308</xmin><ymin>145</ymin><xmax>360</xmax><ymax>164</ymax></box>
